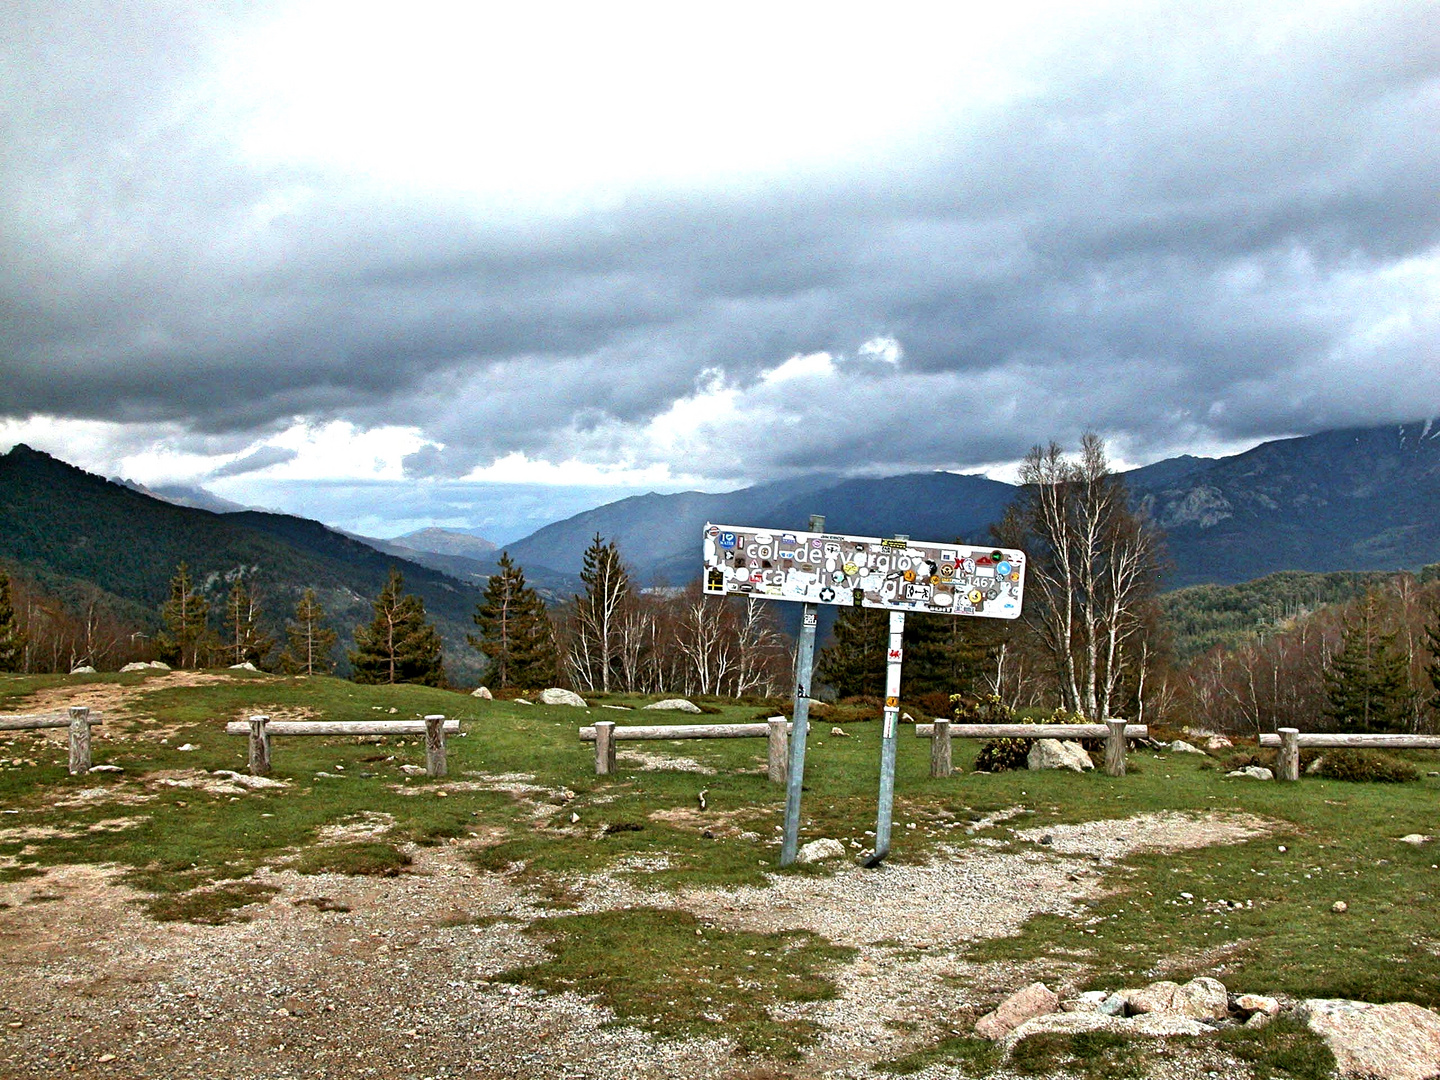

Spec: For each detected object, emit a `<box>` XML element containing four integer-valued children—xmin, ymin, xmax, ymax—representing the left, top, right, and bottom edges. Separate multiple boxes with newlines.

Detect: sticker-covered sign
<box><xmin>702</xmin><ymin>523</ymin><xmax>1026</xmax><ymax>619</ymax></box>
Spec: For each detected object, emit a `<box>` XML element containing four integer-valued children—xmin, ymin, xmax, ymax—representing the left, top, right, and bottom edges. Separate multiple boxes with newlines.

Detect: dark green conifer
<box><xmin>1424</xmin><ymin>603</ymin><xmax>1440</xmax><ymax>715</ymax></box>
<box><xmin>349</xmin><ymin>568</ymin><xmax>446</xmax><ymax>686</ymax></box>
<box><xmin>279</xmin><ymin>588</ymin><xmax>337</xmax><ymax>675</ymax></box>
<box><xmin>156</xmin><ymin>562</ymin><xmax>211</xmax><ymax>668</ymax></box>
<box><xmin>469</xmin><ymin>554</ymin><xmax>557</xmax><ymax>688</ymax></box>
<box><xmin>0</xmin><ymin>568</ymin><xmax>24</xmax><ymax>672</ymax></box>
<box><xmin>818</xmin><ymin>605</ymin><xmax>995</xmax><ymax>700</ymax></box>
<box><xmin>1323</xmin><ymin>590</ymin><xmax>1412</xmax><ymax>732</ymax></box>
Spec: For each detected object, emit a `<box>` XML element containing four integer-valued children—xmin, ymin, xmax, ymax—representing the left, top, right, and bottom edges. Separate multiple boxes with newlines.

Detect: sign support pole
<box><xmin>864</xmin><ymin>608</ymin><xmax>906</xmax><ymax>867</ymax></box>
<box><xmin>780</xmin><ymin>514</ymin><xmax>825</xmax><ymax>867</ymax></box>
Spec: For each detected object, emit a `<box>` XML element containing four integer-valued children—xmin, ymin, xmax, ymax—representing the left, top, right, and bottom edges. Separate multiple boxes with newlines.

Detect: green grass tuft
<box><xmin>292</xmin><ymin>841</ymin><xmax>412</xmax><ymax>876</ymax></box>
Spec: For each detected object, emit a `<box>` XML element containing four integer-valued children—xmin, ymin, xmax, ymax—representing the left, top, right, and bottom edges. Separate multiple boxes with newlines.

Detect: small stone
<box><xmin>97</xmin><ymin>1053</ymin><xmax>117</xmax><ymax>1063</ymax></box>
<box><xmin>796</xmin><ymin>838</ymin><xmax>846</xmax><ymax>864</ymax></box>
<box><xmin>514</xmin><ymin>698</ymin><xmax>532</xmax><ymax>705</ymax></box>
<box><xmin>1168</xmin><ymin>740</ymin><xmax>1206</xmax><ymax>754</ymax></box>
<box><xmin>229</xmin><ymin>662</ymin><xmax>259</xmax><ymax>671</ymax></box>
<box><xmin>399</xmin><ymin>764</ymin><xmax>426</xmax><ymax>776</ymax></box>
<box><xmin>1227</xmin><ymin>766</ymin><xmax>1274</xmax><ymax>780</ymax></box>
<box><xmin>1332</xmin><ymin>901</ymin><xmax>1348</xmax><ymax>913</ymax></box>
<box><xmin>436</xmin><ymin>790</ymin><xmax>448</xmax><ymax>797</ymax></box>
<box><xmin>1398</xmin><ymin>834</ymin><xmax>1432</xmax><ymax>845</ymax></box>
<box><xmin>1098</xmin><ymin>993</ymin><xmax>1127</xmax><ymax>1016</ymax></box>
<box><xmin>88</xmin><ymin>764</ymin><xmax>123</xmax><ymax>773</ymax></box>
<box><xmin>975</xmin><ymin>982</ymin><xmax>1060</xmax><ymax>1039</ymax></box>
<box><xmin>176</xmin><ymin>744</ymin><xmax>197</xmax><ymax>752</ymax></box>
<box><xmin>471</xmin><ymin>686</ymin><xmax>493</xmax><ymax>699</ymax></box>
<box><xmin>570</xmin><ymin>812</ymin><xmax>580</xmax><ymax>824</ymax></box>
<box><xmin>539</xmin><ymin>688</ymin><xmax>588</xmax><ymax>707</ymax></box>
<box><xmin>1236</xmin><ymin>994</ymin><xmax>1280</xmax><ymax>1017</ymax></box>
<box><xmin>830</xmin><ymin>726</ymin><xmax>849</xmax><ymax>736</ymax></box>
<box><xmin>1245</xmin><ymin>1011</ymin><xmax>1272</xmax><ymax>1029</ymax></box>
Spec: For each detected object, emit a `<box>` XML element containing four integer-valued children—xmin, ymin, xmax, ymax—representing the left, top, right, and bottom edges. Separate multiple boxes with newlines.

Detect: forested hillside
<box><xmin>0</xmin><ymin>445</ymin><xmax>484</xmax><ymax>678</ymax></box>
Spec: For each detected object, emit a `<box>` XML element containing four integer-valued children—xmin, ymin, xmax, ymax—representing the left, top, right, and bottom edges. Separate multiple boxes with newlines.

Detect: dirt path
<box><xmin>0</xmin><ymin>810</ymin><xmax>1272</xmax><ymax>1079</ymax></box>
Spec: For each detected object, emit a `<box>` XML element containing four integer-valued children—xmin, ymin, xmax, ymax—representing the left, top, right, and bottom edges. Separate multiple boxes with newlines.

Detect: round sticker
<box><xmin>940</xmin><ymin>564</ymin><xmax>954</xmax><ymax>577</ymax></box>
<box><xmin>831</xmin><ymin>570</ymin><xmax>846</xmax><ymax>584</ymax></box>
<box><xmin>997</xmin><ymin>561</ymin><xmax>1012</xmax><ymax>576</ymax></box>
<box><xmin>968</xmin><ymin>589</ymin><xmax>983</xmax><ymax>604</ymax></box>
<box><xmin>843</xmin><ymin>563</ymin><xmax>858</xmax><ymax>576</ymax></box>
<box><xmin>903</xmin><ymin>569</ymin><xmax>916</xmax><ymax>582</ymax></box>
<box><xmin>819</xmin><ymin>586</ymin><xmax>836</xmax><ymax>602</ymax></box>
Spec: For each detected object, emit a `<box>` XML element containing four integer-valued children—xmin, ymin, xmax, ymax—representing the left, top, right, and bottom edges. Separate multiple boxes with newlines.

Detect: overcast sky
<box><xmin>2</xmin><ymin>1</ymin><xmax>1437</xmax><ymax>542</ymax></box>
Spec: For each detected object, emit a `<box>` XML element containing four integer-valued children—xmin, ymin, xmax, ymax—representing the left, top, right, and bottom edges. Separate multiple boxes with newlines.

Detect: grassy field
<box><xmin>2</xmin><ymin>669</ymin><xmax>1437</xmax><ymax>1072</ymax></box>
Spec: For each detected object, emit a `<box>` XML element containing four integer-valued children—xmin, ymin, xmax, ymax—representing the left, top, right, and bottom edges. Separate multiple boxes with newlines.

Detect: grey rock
<box><xmin>1168</xmin><ymin>740</ymin><xmax>1206</xmax><ymax>754</ymax></box>
<box><xmin>796</xmin><ymin>838</ymin><xmax>846</xmax><ymax>864</ymax></box>
<box><xmin>538</xmin><ymin>688</ymin><xmax>588</xmax><ymax>707</ymax></box>
<box><xmin>119</xmin><ymin>662</ymin><xmax>151</xmax><ymax>673</ymax></box>
<box><xmin>471</xmin><ymin>686</ymin><xmax>493</xmax><ymax>699</ymax></box>
<box><xmin>228</xmin><ymin>662</ymin><xmax>259</xmax><ymax>672</ymax></box>
<box><xmin>1060</xmin><ymin>991</ymin><xmax>1110</xmax><ymax>1013</ymax></box>
<box><xmin>1205</xmin><ymin>735</ymin><xmax>1234</xmax><ymax>750</ymax></box>
<box><xmin>1098</xmin><ymin>993</ymin><xmax>1128</xmax><ymax>1016</ymax></box>
<box><xmin>1027</xmin><ymin>739</ymin><xmax>1094</xmax><ymax>772</ymax></box>
<box><xmin>1235</xmin><ymin>993</ymin><xmax>1280</xmax><ymax>1017</ymax></box>
<box><xmin>1227</xmin><ymin>766</ymin><xmax>1274</xmax><ymax>780</ymax></box>
<box><xmin>148</xmin><ymin>661</ymin><xmax>171</xmax><ymax>670</ymax></box>
<box><xmin>1002</xmin><ymin>1010</ymin><xmax>1207</xmax><ymax>1050</ymax></box>
<box><xmin>87</xmin><ymin>764</ymin><xmax>123</xmax><ymax>773</ymax></box>
<box><xmin>69</xmin><ymin>665</ymin><xmax>97</xmax><ymax>674</ymax></box>
<box><xmin>643</xmin><ymin>698</ymin><xmax>702</xmax><ymax>713</ymax></box>
<box><xmin>1173</xmin><ymin>976</ymin><xmax>1229</xmax><ymax>1020</ymax></box>
<box><xmin>1307</xmin><ymin>755</ymin><xmax>1326</xmax><ymax>774</ymax></box>
<box><xmin>1397</xmin><ymin>834</ymin><xmax>1432</xmax><ymax>845</ymax></box>
<box><xmin>1301</xmin><ymin>998</ymin><xmax>1440</xmax><ymax>1080</ymax></box>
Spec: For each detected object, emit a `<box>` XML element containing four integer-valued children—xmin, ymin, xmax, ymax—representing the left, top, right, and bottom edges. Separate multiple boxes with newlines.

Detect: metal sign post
<box><xmin>780</xmin><ymin>515</ymin><xmax>825</xmax><ymax>868</ymax></box>
<box><xmin>864</xmin><ymin>608</ymin><xmax>906</xmax><ymax>867</ymax></box>
<box><xmin>701</xmin><ymin>519</ymin><xmax>1026</xmax><ymax>867</ymax></box>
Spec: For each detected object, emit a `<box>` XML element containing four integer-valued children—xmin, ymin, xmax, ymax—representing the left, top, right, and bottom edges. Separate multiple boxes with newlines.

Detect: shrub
<box><xmin>1313</xmin><ymin>749</ymin><xmax>1419</xmax><ymax>783</ymax></box>
<box><xmin>967</xmin><ymin>701</ymin><xmax>1091</xmax><ymax>773</ymax></box>
<box><xmin>1224</xmin><ymin>750</ymin><xmax>1278</xmax><ymax>772</ymax></box>
<box><xmin>913</xmin><ymin>690</ymin><xmax>955</xmax><ymax>719</ymax></box>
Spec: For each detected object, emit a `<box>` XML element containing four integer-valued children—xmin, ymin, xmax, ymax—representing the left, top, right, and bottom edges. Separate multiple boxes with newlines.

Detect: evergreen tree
<box><xmin>817</xmin><ymin>605</ymin><xmax>887</xmax><ymax>698</ymax></box>
<box><xmin>280</xmin><ymin>588</ymin><xmax>337</xmax><ymax>675</ymax></box>
<box><xmin>224</xmin><ymin>576</ymin><xmax>273</xmax><ymax>667</ymax></box>
<box><xmin>349</xmin><ymin>568</ymin><xmax>445</xmax><ymax>686</ymax></box>
<box><xmin>1425</xmin><ymin>603</ymin><xmax>1440</xmax><ymax>715</ymax></box>
<box><xmin>469</xmin><ymin>554</ymin><xmax>557</xmax><ymax>688</ymax></box>
<box><xmin>0</xmin><ymin>567</ymin><xmax>25</xmax><ymax>672</ymax></box>
<box><xmin>156</xmin><ymin>562</ymin><xmax>210</xmax><ymax>668</ymax></box>
<box><xmin>1323</xmin><ymin>590</ymin><xmax>1412</xmax><ymax>732</ymax></box>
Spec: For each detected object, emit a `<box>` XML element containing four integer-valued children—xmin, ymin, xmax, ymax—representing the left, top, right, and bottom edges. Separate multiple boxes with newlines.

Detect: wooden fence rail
<box><xmin>914</xmin><ymin>720</ymin><xmax>1147</xmax><ymax>779</ymax></box>
<box><xmin>0</xmin><ymin>706</ymin><xmax>102</xmax><ymax>775</ymax></box>
<box><xmin>1257</xmin><ymin>728</ymin><xmax>1440</xmax><ymax>782</ymax></box>
<box><xmin>225</xmin><ymin>715</ymin><xmax>456</xmax><ymax>777</ymax></box>
<box><xmin>579</xmin><ymin>719</ymin><xmax>793</xmax><ymax>783</ymax></box>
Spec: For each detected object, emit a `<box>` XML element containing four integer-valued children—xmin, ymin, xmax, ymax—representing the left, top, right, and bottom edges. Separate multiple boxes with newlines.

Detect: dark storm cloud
<box><xmin>1</xmin><ymin>0</ymin><xmax>1437</xmax><ymax>484</ymax></box>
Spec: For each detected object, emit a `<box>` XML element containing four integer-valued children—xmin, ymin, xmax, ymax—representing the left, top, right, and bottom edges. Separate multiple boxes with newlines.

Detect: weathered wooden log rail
<box><xmin>914</xmin><ymin>720</ymin><xmax>1147</xmax><ymax>779</ymax></box>
<box><xmin>579</xmin><ymin>719</ymin><xmax>794</xmax><ymax>782</ymax></box>
<box><xmin>225</xmin><ymin>715</ymin><xmax>457</xmax><ymax>777</ymax></box>
<box><xmin>0</xmin><ymin>706</ymin><xmax>103</xmax><ymax>775</ymax></box>
<box><xmin>1258</xmin><ymin>728</ymin><xmax>1440</xmax><ymax>782</ymax></box>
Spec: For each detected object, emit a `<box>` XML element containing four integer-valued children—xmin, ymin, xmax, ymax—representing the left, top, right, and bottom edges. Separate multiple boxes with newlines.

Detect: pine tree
<box><xmin>224</xmin><ymin>576</ymin><xmax>273</xmax><ymax>667</ymax></box>
<box><xmin>818</xmin><ymin>605</ymin><xmax>995</xmax><ymax>700</ymax></box>
<box><xmin>1424</xmin><ymin>603</ymin><xmax>1440</xmax><ymax>715</ymax></box>
<box><xmin>156</xmin><ymin>562</ymin><xmax>211</xmax><ymax>668</ymax></box>
<box><xmin>469</xmin><ymin>554</ymin><xmax>557</xmax><ymax>688</ymax></box>
<box><xmin>280</xmin><ymin>588</ymin><xmax>337</xmax><ymax>675</ymax></box>
<box><xmin>817</xmin><ymin>605</ymin><xmax>887</xmax><ymax>698</ymax></box>
<box><xmin>0</xmin><ymin>567</ymin><xmax>25</xmax><ymax>672</ymax></box>
<box><xmin>1323</xmin><ymin>590</ymin><xmax>1412</xmax><ymax>732</ymax></box>
<box><xmin>349</xmin><ymin>568</ymin><xmax>446</xmax><ymax>686</ymax></box>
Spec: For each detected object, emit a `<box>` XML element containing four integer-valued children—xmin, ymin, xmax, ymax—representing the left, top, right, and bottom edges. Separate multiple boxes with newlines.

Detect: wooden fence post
<box><xmin>424</xmin><ymin>714</ymin><xmax>447</xmax><ymax>778</ymax></box>
<box><xmin>1277</xmin><ymin>728</ymin><xmax>1300</xmax><ymax>782</ymax></box>
<box><xmin>67</xmin><ymin>706</ymin><xmax>91</xmax><ymax>775</ymax></box>
<box><xmin>930</xmin><ymin>719</ymin><xmax>952</xmax><ymax>778</ymax></box>
<box><xmin>594</xmin><ymin>720</ymin><xmax>616</xmax><ymax>776</ymax></box>
<box><xmin>1104</xmin><ymin>718</ymin><xmax>1127</xmax><ymax>778</ymax></box>
<box><xmin>767</xmin><ymin>717</ymin><xmax>788</xmax><ymax>784</ymax></box>
<box><xmin>248</xmin><ymin>715</ymin><xmax>271</xmax><ymax>776</ymax></box>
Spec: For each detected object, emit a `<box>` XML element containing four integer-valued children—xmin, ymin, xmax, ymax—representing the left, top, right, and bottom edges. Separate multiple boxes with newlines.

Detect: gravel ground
<box><xmin>0</xmin><ymin>808</ymin><xmax>1283</xmax><ymax>1079</ymax></box>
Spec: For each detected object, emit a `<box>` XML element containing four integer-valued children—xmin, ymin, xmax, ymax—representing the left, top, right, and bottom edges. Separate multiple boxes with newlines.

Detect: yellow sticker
<box><xmin>843</xmin><ymin>562</ymin><xmax>858</xmax><ymax>576</ymax></box>
<box><xmin>885</xmin><ymin>696</ymin><xmax>899</xmax><ymax>708</ymax></box>
<box><xmin>903</xmin><ymin>569</ymin><xmax>916</xmax><ymax>582</ymax></box>
<box><xmin>968</xmin><ymin>589</ymin><xmax>983</xmax><ymax>604</ymax></box>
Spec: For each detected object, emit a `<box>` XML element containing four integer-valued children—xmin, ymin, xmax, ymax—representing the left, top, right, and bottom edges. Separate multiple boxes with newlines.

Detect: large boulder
<box><xmin>229</xmin><ymin>662</ymin><xmax>259</xmax><ymax>672</ymax></box>
<box><xmin>1027</xmin><ymin>739</ymin><xmax>1094</xmax><ymax>772</ymax></box>
<box><xmin>1123</xmin><ymin>981</ymin><xmax>1181</xmax><ymax>1015</ymax></box>
<box><xmin>538</xmin><ymin>688</ymin><xmax>587</xmax><ymax>707</ymax></box>
<box><xmin>1301</xmin><ymin>999</ymin><xmax>1440</xmax><ymax>1080</ymax></box>
<box><xmin>1123</xmin><ymin>977</ymin><xmax>1229</xmax><ymax>1020</ymax></box>
<box><xmin>796</xmin><ymin>838</ymin><xmax>845</xmax><ymax>864</ymax></box>
<box><xmin>1205</xmin><ymin>735</ymin><xmax>1234</xmax><ymax>751</ymax></box>
<box><xmin>119</xmin><ymin>662</ymin><xmax>151</xmax><ymax>673</ymax></box>
<box><xmin>1168</xmin><ymin>740</ymin><xmax>1206</xmax><ymax>754</ymax></box>
<box><xmin>1002</xmin><ymin>1010</ymin><xmax>1208</xmax><ymax>1049</ymax></box>
<box><xmin>643</xmin><ymin>698</ymin><xmax>703</xmax><ymax>713</ymax></box>
<box><xmin>471</xmin><ymin>686</ymin><xmax>493</xmax><ymax>699</ymax></box>
<box><xmin>69</xmin><ymin>665</ymin><xmax>97</xmax><ymax>674</ymax></box>
<box><xmin>148</xmin><ymin>661</ymin><xmax>171</xmax><ymax>670</ymax></box>
<box><xmin>975</xmin><ymin>982</ymin><xmax>1059</xmax><ymax>1039</ymax></box>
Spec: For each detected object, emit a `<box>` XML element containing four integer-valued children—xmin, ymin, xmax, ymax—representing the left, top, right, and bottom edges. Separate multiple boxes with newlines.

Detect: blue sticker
<box><xmin>718</xmin><ymin>531</ymin><xmax>737</xmax><ymax>549</ymax></box>
<box><xmin>997</xmin><ymin>561</ymin><xmax>1012</xmax><ymax>576</ymax></box>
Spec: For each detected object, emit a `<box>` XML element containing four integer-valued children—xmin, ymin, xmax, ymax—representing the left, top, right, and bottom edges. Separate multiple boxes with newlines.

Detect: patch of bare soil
<box><xmin>0</xmin><ymin>810</ymin><xmax>1280</xmax><ymax>1079</ymax></box>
